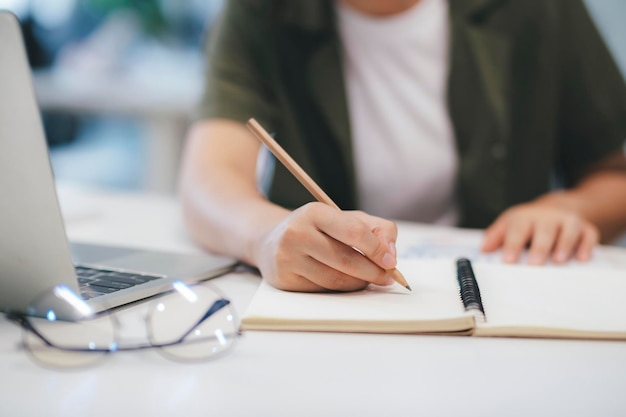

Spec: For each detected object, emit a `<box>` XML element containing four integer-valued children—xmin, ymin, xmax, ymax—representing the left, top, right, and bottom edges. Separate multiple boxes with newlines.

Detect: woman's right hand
<box><xmin>253</xmin><ymin>202</ymin><xmax>399</xmax><ymax>292</ymax></box>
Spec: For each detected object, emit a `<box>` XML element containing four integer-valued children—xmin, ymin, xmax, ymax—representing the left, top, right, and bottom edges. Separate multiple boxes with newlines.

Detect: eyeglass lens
<box><xmin>20</xmin><ymin>282</ymin><xmax>239</xmax><ymax>368</ymax></box>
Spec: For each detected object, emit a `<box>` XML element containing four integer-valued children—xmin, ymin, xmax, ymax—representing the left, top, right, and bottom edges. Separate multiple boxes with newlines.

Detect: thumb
<box><xmin>481</xmin><ymin>217</ymin><xmax>507</xmax><ymax>252</ymax></box>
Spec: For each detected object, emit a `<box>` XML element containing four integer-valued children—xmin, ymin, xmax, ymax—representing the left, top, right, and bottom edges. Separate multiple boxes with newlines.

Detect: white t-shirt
<box><xmin>336</xmin><ymin>0</ymin><xmax>459</xmax><ymax>225</ymax></box>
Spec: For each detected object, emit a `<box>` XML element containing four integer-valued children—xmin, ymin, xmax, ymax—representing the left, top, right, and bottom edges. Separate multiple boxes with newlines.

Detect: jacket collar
<box><xmin>449</xmin><ymin>0</ymin><xmax>512</xmax><ymax>141</ymax></box>
<box><xmin>450</xmin><ymin>0</ymin><xmax>509</xmax><ymax>21</ymax></box>
<box><xmin>279</xmin><ymin>0</ymin><xmax>333</xmax><ymax>32</ymax></box>
<box><xmin>282</xmin><ymin>0</ymin><xmax>512</xmax><ymax>202</ymax></box>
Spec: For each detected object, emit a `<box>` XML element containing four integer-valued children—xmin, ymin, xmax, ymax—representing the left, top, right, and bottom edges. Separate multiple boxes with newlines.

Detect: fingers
<box><xmin>551</xmin><ymin>215</ymin><xmax>583</xmax><ymax>263</ymax></box>
<box><xmin>575</xmin><ymin>224</ymin><xmax>599</xmax><ymax>262</ymax></box>
<box><xmin>259</xmin><ymin>203</ymin><xmax>398</xmax><ymax>292</ymax></box>
<box><xmin>295</xmin><ymin>256</ymin><xmax>386</xmax><ymax>292</ymax></box>
<box><xmin>531</xmin><ymin>215</ymin><xmax>598</xmax><ymax>265</ymax></box>
<box><xmin>313</xmin><ymin>207</ymin><xmax>398</xmax><ymax>270</ymax></box>
<box><xmin>527</xmin><ymin>221</ymin><xmax>558</xmax><ymax>265</ymax></box>
<box><xmin>351</xmin><ymin>210</ymin><xmax>398</xmax><ymax>249</ymax></box>
<box><xmin>260</xmin><ymin>232</ymin><xmax>369</xmax><ymax>293</ymax></box>
<box><xmin>264</xmin><ymin>200</ymin><xmax>602</xmax><ymax>294</ymax></box>
<box><xmin>481</xmin><ymin>204</ymin><xmax>600</xmax><ymax>266</ymax></box>
<box><xmin>271</xmin><ymin>268</ymin><xmax>369</xmax><ymax>293</ymax></box>
<box><xmin>501</xmin><ymin>218</ymin><xmax>532</xmax><ymax>264</ymax></box>
<box><xmin>481</xmin><ymin>217</ymin><xmax>507</xmax><ymax>252</ymax></box>
<box><xmin>306</xmin><ymin>230</ymin><xmax>394</xmax><ymax>286</ymax></box>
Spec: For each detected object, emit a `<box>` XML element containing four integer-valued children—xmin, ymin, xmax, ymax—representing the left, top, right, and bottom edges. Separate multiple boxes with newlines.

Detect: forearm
<box><xmin>179</xmin><ymin>120</ymin><xmax>290</xmax><ymax>266</ymax></box>
<box><xmin>180</xmin><ymin>170</ymin><xmax>289</xmax><ymax>266</ymax></box>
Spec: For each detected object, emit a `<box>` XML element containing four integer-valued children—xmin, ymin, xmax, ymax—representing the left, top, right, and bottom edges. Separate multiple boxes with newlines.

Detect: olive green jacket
<box><xmin>198</xmin><ymin>0</ymin><xmax>626</xmax><ymax>228</ymax></box>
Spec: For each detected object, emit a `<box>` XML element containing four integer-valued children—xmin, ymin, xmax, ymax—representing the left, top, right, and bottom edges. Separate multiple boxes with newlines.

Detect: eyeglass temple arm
<box><xmin>8</xmin><ymin>312</ymin><xmax>118</xmax><ymax>353</ymax></box>
<box><xmin>174</xmin><ymin>298</ymin><xmax>232</xmax><ymax>343</ymax></box>
<box><xmin>6</xmin><ymin>313</ymin><xmax>56</xmax><ymax>348</ymax></box>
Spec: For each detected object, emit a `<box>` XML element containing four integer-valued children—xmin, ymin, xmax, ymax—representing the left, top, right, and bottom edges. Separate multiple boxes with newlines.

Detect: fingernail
<box><xmin>503</xmin><ymin>252</ymin><xmax>516</xmax><ymax>263</ymax></box>
<box><xmin>383</xmin><ymin>275</ymin><xmax>395</xmax><ymax>286</ymax></box>
<box><xmin>382</xmin><ymin>252</ymin><xmax>396</xmax><ymax>269</ymax></box>
<box><xmin>554</xmin><ymin>251</ymin><xmax>567</xmax><ymax>263</ymax></box>
<box><xmin>578</xmin><ymin>251</ymin><xmax>591</xmax><ymax>262</ymax></box>
<box><xmin>528</xmin><ymin>253</ymin><xmax>544</xmax><ymax>265</ymax></box>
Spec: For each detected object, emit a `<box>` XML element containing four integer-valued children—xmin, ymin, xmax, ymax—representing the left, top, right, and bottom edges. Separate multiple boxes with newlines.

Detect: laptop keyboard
<box><xmin>75</xmin><ymin>266</ymin><xmax>164</xmax><ymax>300</ymax></box>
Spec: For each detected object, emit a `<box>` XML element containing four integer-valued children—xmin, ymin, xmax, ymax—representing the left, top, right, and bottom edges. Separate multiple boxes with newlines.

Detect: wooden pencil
<box><xmin>246</xmin><ymin>118</ymin><xmax>411</xmax><ymax>291</ymax></box>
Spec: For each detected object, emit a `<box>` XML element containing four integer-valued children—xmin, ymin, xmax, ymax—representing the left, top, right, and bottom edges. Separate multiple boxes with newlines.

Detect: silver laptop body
<box><xmin>0</xmin><ymin>11</ymin><xmax>237</xmax><ymax>315</ymax></box>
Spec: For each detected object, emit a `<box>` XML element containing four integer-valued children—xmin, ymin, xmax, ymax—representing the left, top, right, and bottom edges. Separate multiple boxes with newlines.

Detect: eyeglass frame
<box><xmin>5</xmin><ymin>285</ymin><xmax>242</xmax><ymax>362</ymax></box>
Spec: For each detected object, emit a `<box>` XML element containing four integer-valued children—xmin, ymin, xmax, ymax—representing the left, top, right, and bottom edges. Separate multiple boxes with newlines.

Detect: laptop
<box><xmin>0</xmin><ymin>11</ymin><xmax>237</xmax><ymax>316</ymax></box>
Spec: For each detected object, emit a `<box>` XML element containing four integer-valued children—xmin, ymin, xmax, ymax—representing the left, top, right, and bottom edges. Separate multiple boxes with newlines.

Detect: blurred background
<box><xmin>0</xmin><ymin>0</ymin><xmax>624</xmax><ymax>196</ymax></box>
<box><xmin>0</xmin><ymin>0</ymin><xmax>224</xmax><ymax>194</ymax></box>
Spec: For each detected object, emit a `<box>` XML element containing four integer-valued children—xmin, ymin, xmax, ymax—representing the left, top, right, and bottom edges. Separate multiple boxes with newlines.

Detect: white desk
<box><xmin>2</xmin><ymin>186</ymin><xmax>626</xmax><ymax>417</ymax></box>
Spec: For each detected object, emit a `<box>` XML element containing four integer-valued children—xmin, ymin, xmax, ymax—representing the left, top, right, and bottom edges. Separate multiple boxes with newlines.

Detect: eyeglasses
<box><xmin>6</xmin><ymin>281</ymin><xmax>241</xmax><ymax>369</ymax></box>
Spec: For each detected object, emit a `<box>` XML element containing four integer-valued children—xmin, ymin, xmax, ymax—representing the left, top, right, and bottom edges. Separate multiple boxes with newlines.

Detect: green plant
<box><xmin>83</xmin><ymin>0</ymin><xmax>168</xmax><ymax>35</ymax></box>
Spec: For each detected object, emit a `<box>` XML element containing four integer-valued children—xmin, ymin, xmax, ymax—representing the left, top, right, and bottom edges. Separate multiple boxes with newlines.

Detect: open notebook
<box><xmin>241</xmin><ymin>258</ymin><xmax>626</xmax><ymax>340</ymax></box>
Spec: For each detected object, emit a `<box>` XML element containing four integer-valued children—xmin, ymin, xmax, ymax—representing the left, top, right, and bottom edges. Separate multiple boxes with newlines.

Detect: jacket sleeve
<box><xmin>195</xmin><ymin>0</ymin><xmax>277</xmax><ymax>129</ymax></box>
<box><xmin>557</xmin><ymin>0</ymin><xmax>626</xmax><ymax>185</ymax></box>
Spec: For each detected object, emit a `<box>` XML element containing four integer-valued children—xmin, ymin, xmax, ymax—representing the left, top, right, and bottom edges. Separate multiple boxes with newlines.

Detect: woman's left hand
<box><xmin>481</xmin><ymin>197</ymin><xmax>599</xmax><ymax>265</ymax></box>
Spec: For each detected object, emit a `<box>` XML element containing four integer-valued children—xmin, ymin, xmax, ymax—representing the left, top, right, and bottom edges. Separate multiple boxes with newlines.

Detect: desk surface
<box><xmin>2</xmin><ymin>185</ymin><xmax>626</xmax><ymax>417</ymax></box>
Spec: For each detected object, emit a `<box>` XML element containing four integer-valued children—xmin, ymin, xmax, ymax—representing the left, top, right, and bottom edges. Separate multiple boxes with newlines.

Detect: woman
<box><xmin>179</xmin><ymin>0</ymin><xmax>626</xmax><ymax>292</ymax></box>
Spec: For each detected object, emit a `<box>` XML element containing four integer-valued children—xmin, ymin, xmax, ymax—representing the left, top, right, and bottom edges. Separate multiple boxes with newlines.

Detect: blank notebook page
<box><xmin>244</xmin><ymin>259</ymin><xmax>468</xmax><ymax>322</ymax></box>
<box><xmin>473</xmin><ymin>263</ymin><xmax>626</xmax><ymax>334</ymax></box>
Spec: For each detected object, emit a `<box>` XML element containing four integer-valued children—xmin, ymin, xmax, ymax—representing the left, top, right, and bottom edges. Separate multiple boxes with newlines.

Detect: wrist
<box><xmin>535</xmin><ymin>190</ymin><xmax>588</xmax><ymax>217</ymax></box>
<box><xmin>245</xmin><ymin>205</ymin><xmax>290</xmax><ymax>267</ymax></box>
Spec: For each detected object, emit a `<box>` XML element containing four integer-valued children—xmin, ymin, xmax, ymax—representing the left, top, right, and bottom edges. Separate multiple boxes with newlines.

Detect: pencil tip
<box><xmin>405</xmin><ymin>284</ymin><xmax>412</xmax><ymax>291</ymax></box>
